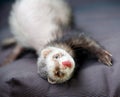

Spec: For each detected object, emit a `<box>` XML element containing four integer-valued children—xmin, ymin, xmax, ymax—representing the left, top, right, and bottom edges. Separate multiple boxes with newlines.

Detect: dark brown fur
<box><xmin>46</xmin><ymin>29</ymin><xmax>112</xmax><ymax>66</ymax></box>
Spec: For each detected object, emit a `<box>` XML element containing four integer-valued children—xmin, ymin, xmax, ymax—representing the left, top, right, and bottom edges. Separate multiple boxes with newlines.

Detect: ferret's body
<box><xmin>10</xmin><ymin>0</ymin><xmax>72</xmax><ymax>50</ymax></box>
<box><xmin>10</xmin><ymin>0</ymin><xmax>76</xmax><ymax>84</ymax></box>
<box><xmin>9</xmin><ymin>0</ymin><xmax>112</xmax><ymax>84</ymax></box>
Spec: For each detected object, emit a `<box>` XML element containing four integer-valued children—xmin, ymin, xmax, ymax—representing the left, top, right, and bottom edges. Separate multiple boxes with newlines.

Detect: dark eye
<box><xmin>54</xmin><ymin>55</ymin><xmax>59</xmax><ymax>59</ymax></box>
<box><xmin>53</xmin><ymin>54</ymin><xmax>60</xmax><ymax>59</ymax></box>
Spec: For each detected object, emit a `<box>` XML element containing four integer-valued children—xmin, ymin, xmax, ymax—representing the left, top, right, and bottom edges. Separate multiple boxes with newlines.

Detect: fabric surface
<box><xmin>0</xmin><ymin>0</ymin><xmax>120</xmax><ymax>97</ymax></box>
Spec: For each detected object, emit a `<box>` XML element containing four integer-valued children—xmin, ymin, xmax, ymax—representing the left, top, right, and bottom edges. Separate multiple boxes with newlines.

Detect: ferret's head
<box><xmin>37</xmin><ymin>47</ymin><xmax>75</xmax><ymax>84</ymax></box>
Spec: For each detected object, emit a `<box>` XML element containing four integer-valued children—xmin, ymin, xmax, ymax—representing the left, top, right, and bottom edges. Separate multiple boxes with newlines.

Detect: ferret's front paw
<box><xmin>98</xmin><ymin>49</ymin><xmax>112</xmax><ymax>66</ymax></box>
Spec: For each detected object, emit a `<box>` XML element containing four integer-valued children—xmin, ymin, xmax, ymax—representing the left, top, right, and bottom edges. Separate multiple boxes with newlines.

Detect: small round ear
<box><xmin>41</xmin><ymin>47</ymin><xmax>52</xmax><ymax>58</ymax></box>
<box><xmin>48</xmin><ymin>77</ymin><xmax>56</xmax><ymax>84</ymax></box>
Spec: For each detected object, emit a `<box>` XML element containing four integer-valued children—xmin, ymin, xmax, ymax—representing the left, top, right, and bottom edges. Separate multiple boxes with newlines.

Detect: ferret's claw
<box><xmin>98</xmin><ymin>49</ymin><xmax>112</xmax><ymax>66</ymax></box>
<box><xmin>104</xmin><ymin>50</ymin><xmax>112</xmax><ymax>57</ymax></box>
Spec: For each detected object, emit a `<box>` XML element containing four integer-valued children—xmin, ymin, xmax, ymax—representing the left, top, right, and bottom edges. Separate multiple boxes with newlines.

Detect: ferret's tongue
<box><xmin>62</xmin><ymin>61</ymin><xmax>72</xmax><ymax>68</ymax></box>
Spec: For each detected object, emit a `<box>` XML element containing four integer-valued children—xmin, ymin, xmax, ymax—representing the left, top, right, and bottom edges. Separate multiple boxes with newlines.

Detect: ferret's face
<box><xmin>37</xmin><ymin>47</ymin><xmax>75</xmax><ymax>84</ymax></box>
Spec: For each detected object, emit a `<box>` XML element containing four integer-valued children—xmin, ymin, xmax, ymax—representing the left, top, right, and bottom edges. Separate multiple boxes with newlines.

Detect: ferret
<box><xmin>8</xmin><ymin>0</ymin><xmax>112</xmax><ymax>84</ymax></box>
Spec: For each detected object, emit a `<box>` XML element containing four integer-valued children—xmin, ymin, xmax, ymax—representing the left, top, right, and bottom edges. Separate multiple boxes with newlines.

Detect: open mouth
<box><xmin>54</xmin><ymin>66</ymin><xmax>65</xmax><ymax>77</ymax></box>
<box><xmin>54</xmin><ymin>70</ymin><xmax>65</xmax><ymax>78</ymax></box>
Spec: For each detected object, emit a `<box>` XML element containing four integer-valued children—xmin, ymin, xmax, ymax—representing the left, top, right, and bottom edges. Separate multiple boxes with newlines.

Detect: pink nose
<box><xmin>62</xmin><ymin>61</ymin><xmax>72</xmax><ymax>68</ymax></box>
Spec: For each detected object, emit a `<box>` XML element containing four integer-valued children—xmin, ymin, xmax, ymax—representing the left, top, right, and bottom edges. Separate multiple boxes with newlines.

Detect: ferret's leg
<box><xmin>49</xmin><ymin>32</ymin><xmax>112</xmax><ymax>66</ymax></box>
<box><xmin>68</xmin><ymin>34</ymin><xmax>112</xmax><ymax>66</ymax></box>
<box><xmin>2</xmin><ymin>45</ymin><xmax>24</xmax><ymax>66</ymax></box>
<box><xmin>1</xmin><ymin>38</ymin><xmax>16</xmax><ymax>47</ymax></box>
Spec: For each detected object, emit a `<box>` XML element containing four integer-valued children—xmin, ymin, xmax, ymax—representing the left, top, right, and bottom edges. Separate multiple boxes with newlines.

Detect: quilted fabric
<box><xmin>0</xmin><ymin>0</ymin><xmax>120</xmax><ymax>97</ymax></box>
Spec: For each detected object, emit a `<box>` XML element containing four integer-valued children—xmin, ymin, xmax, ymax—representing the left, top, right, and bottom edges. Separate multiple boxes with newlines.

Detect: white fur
<box><xmin>9</xmin><ymin>0</ymin><xmax>72</xmax><ymax>50</ymax></box>
<box><xmin>10</xmin><ymin>0</ymin><xmax>74</xmax><ymax>84</ymax></box>
<box><xmin>38</xmin><ymin>47</ymin><xmax>75</xmax><ymax>83</ymax></box>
